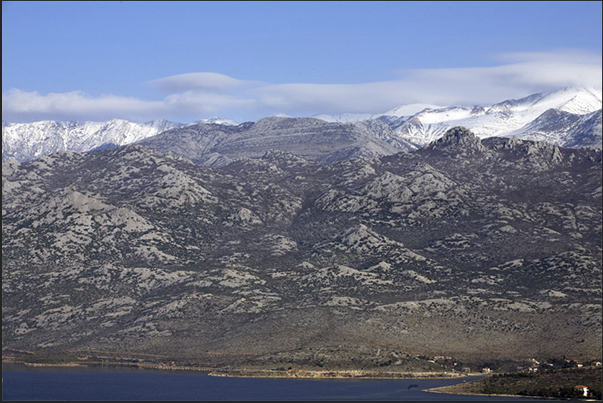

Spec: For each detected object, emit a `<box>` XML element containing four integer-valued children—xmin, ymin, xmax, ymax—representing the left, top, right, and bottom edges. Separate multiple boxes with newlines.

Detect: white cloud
<box><xmin>147</xmin><ymin>72</ymin><xmax>252</xmax><ymax>93</ymax></box>
<box><xmin>3</xmin><ymin>50</ymin><xmax>601</xmax><ymax>123</ymax></box>
<box><xmin>2</xmin><ymin>89</ymin><xmax>167</xmax><ymax>122</ymax></box>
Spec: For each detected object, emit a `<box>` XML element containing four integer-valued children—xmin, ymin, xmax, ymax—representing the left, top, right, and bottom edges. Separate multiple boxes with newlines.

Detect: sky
<box><xmin>2</xmin><ymin>1</ymin><xmax>602</xmax><ymax>124</ymax></box>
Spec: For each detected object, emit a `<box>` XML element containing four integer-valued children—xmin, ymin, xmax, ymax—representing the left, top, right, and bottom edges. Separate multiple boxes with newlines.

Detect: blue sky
<box><xmin>2</xmin><ymin>1</ymin><xmax>602</xmax><ymax>123</ymax></box>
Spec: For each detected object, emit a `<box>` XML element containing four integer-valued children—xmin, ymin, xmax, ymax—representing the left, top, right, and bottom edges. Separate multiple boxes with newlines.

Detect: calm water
<box><xmin>2</xmin><ymin>363</ymin><xmax>540</xmax><ymax>401</ymax></box>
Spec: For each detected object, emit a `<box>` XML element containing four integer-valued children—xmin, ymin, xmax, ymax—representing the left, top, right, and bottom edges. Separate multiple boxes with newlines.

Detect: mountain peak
<box><xmin>186</xmin><ymin>117</ymin><xmax>238</xmax><ymax>126</ymax></box>
<box><xmin>424</xmin><ymin>126</ymin><xmax>487</xmax><ymax>153</ymax></box>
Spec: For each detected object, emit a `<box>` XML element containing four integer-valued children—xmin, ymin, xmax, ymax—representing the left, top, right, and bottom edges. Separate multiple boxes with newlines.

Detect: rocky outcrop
<box><xmin>424</xmin><ymin>126</ymin><xmax>488</xmax><ymax>154</ymax></box>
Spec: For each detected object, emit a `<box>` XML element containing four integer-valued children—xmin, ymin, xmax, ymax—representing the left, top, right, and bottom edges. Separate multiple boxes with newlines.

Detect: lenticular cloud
<box><xmin>147</xmin><ymin>72</ymin><xmax>250</xmax><ymax>93</ymax></box>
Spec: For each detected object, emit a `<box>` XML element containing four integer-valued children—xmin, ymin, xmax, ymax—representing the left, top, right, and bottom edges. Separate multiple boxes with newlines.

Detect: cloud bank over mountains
<box><xmin>3</xmin><ymin>50</ymin><xmax>601</xmax><ymax>124</ymax></box>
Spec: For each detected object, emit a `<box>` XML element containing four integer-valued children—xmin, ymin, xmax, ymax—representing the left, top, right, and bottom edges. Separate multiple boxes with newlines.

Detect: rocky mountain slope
<box><xmin>136</xmin><ymin>116</ymin><xmax>412</xmax><ymax>167</ymax></box>
<box><xmin>3</xmin><ymin>127</ymin><xmax>601</xmax><ymax>368</ymax></box>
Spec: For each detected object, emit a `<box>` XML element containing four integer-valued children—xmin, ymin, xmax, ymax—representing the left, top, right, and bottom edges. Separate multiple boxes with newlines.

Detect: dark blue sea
<box><xmin>2</xmin><ymin>363</ymin><xmax>542</xmax><ymax>401</ymax></box>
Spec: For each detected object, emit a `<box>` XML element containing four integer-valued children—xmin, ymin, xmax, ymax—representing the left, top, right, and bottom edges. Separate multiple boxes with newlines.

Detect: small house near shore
<box><xmin>574</xmin><ymin>385</ymin><xmax>589</xmax><ymax>397</ymax></box>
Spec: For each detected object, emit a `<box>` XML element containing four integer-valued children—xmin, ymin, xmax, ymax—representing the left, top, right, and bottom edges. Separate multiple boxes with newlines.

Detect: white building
<box><xmin>574</xmin><ymin>385</ymin><xmax>589</xmax><ymax>397</ymax></box>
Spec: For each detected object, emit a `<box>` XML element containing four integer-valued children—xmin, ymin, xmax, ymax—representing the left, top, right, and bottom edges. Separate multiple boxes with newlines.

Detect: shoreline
<box><xmin>5</xmin><ymin>357</ymin><xmax>599</xmax><ymax>399</ymax></box>
<box><xmin>3</xmin><ymin>358</ymin><xmax>469</xmax><ymax>380</ymax></box>
<box><xmin>2</xmin><ymin>360</ymin><xmax>556</xmax><ymax>399</ymax></box>
<box><xmin>2</xmin><ymin>358</ymin><xmax>215</xmax><ymax>373</ymax></box>
<box><xmin>423</xmin><ymin>382</ymin><xmax>569</xmax><ymax>400</ymax></box>
<box><xmin>207</xmin><ymin>368</ymin><xmax>471</xmax><ymax>379</ymax></box>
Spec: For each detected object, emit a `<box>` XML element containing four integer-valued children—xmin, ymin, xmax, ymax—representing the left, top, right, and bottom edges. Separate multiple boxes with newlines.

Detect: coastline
<box><xmin>19</xmin><ymin>362</ymin><xmax>85</xmax><ymax>368</ymax></box>
<box><xmin>11</xmin><ymin>354</ymin><xmax>564</xmax><ymax>400</ymax></box>
<box><xmin>423</xmin><ymin>382</ymin><xmax>566</xmax><ymax>400</ymax></box>
<box><xmin>4</xmin><ymin>359</ymin><xmax>553</xmax><ymax>399</ymax></box>
<box><xmin>424</xmin><ymin>367</ymin><xmax>602</xmax><ymax>400</ymax></box>
<box><xmin>4</xmin><ymin>357</ymin><xmax>467</xmax><ymax>380</ymax></box>
<box><xmin>426</xmin><ymin>383</ymin><xmax>506</xmax><ymax>396</ymax></box>
<box><xmin>2</xmin><ymin>357</ymin><xmax>214</xmax><ymax>373</ymax></box>
<box><xmin>207</xmin><ymin>368</ymin><xmax>469</xmax><ymax>379</ymax></box>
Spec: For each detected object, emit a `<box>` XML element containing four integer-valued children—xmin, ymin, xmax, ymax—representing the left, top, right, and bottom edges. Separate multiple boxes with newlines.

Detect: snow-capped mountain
<box><xmin>1</xmin><ymin>119</ymin><xmax>180</xmax><ymax>162</ymax></box>
<box><xmin>364</xmin><ymin>87</ymin><xmax>602</xmax><ymax>147</ymax></box>
<box><xmin>315</xmin><ymin>87</ymin><xmax>602</xmax><ymax>148</ymax></box>
<box><xmin>1</xmin><ymin>117</ymin><xmax>243</xmax><ymax>163</ymax></box>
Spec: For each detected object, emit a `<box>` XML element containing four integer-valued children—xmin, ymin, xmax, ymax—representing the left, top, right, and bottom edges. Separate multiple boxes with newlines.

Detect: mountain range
<box><xmin>316</xmin><ymin>86</ymin><xmax>602</xmax><ymax>147</ymax></box>
<box><xmin>2</xmin><ymin>127</ymin><xmax>601</xmax><ymax>370</ymax></box>
<box><xmin>3</xmin><ymin>87</ymin><xmax>601</xmax><ymax>165</ymax></box>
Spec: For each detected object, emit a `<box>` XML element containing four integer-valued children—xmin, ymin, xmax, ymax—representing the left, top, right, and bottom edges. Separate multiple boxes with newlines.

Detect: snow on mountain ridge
<box><xmin>484</xmin><ymin>87</ymin><xmax>601</xmax><ymax>116</ymax></box>
<box><xmin>313</xmin><ymin>88</ymin><xmax>601</xmax><ymax>147</ymax></box>
<box><xmin>386</xmin><ymin>87</ymin><xmax>602</xmax><ymax>146</ymax></box>
<box><xmin>381</xmin><ymin>103</ymin><xmax>443</xmax><ymax>117</ymax></box>
<box><xmin>541</xmin><ymin>87</ymin><xmax>602</xmax><ymax>115</ymax></box>
<box><xmin>186</xmin><ymin>117</ymin><xmax>238</xmax><ymax>126</ymax></box>
<box><xmin>2</xmin><ymin>117</ymin><xmax>245</xmax><ymax>162</ymax></box>
<box><xmin>2</xmin><ymin>119</ymin><xmax>185</xmax><ymax>162</ymax></box>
